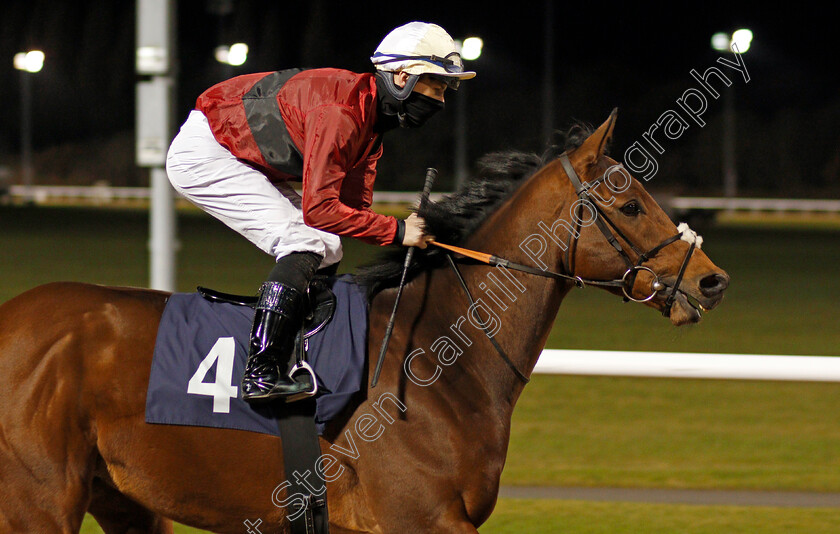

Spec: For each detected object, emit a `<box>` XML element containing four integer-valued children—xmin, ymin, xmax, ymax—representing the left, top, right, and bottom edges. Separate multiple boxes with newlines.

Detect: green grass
<box><xmin>547</xmin><ymin>225</ymin><xmax>840</xmax><ymax>356</ymax></box>
<box><xmin>504</xmin><ymin>375</ymin><xmax>840</xmax><ymax>491</ymax></box>
<box><xmin>480</xmin><ymin>499</ymin><xmax>840</xmax><ymax>533</ymax></box>
<box><xmin>80</xmin><ymin>516</ymin><xmax>206</xmax><ymax>533</ymax></box>
<box><xmin>0</xmin><ymin>205</ymin><xmax>271</xmax><ymax>300</ymax></box>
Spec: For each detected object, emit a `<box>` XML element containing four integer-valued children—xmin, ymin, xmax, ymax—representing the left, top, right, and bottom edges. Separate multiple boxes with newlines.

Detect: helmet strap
<box><xmin>375</xmin><ymin>70</ymin><xmax>419</xmax><ymax>101</ymax></box>
<box><xmin>375</xmin><ymin>72</ymin><xmax>406</xmax><ymax>132</ymax></box>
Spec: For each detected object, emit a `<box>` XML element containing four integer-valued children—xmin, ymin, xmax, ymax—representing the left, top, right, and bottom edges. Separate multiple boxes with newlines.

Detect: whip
<box><xmin>371</xmin><ymin>167</ymin><xmax>437</xmax><ymax>388</ymax></box>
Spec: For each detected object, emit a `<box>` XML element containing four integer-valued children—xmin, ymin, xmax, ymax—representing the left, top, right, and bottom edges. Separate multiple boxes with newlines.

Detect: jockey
<box><xmin>166</xmin><ymin>22</ymin><xmax>475</xmax><ymax>403</ymax></box>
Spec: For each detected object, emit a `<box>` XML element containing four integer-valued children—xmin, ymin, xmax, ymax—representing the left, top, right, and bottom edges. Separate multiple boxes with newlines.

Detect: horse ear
<box><xmin>577</xmin><ymin>108</ymin><xmax>618</xmax><ymax>164</ymax></box>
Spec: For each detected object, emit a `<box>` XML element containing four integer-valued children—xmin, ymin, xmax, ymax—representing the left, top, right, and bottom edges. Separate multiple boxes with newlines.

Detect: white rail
<box><xmin>4</xmin><ymin>186</ymin><xmax>449</xmax><ymax>205</ymax></box>
<box><xmin>669</xmin><ymin>196</ymin><xmax>840</xmax><ymax>213</ymax></box>
<box><xmin>8</xmin><ymin>184</ymin><xmax>151</xmax><ymax>203</ymax></box>
<box><xmin>534</xmin><ymin>349</ymin><xmax>840</xmax><ymax>382</ymax></box>
<box><xmin>5</xmin><ymin>186</ymin><xmax>839</xmax><ymax>214</ymax></box>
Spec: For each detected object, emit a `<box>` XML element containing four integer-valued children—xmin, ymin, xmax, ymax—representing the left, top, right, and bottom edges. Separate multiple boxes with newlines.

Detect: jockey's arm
<box><xmin>300</xmin><ymin>106</ymin><xmax>398</xmax><ymax>245</ymax></box>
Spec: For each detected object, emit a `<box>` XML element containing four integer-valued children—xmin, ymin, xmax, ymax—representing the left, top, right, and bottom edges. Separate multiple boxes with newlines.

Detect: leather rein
<box><xmin>431</xmin><ymin>152</ymin><xmax>702</xmax><ymax>384</ymax></box>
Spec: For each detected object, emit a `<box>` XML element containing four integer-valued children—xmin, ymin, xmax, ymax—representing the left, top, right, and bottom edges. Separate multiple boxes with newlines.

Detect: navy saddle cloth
<box><xmin>145</xmin><ymin>275</ymin><xmax>368</xmax><ymax>436</ymax></box>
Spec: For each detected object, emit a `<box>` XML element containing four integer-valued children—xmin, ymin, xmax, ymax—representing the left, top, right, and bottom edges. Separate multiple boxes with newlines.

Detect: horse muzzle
<box><xmin>657</xmin><ymin>270</ymin><xmax>730</xmax><ymax>326</ymax></box>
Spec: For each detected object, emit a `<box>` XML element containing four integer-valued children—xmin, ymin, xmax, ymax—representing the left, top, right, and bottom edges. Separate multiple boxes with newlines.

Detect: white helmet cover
<box><xmin>371</xmin><ymin>22</ymin><xmax>476</xmax><ymax>90</ymax></box>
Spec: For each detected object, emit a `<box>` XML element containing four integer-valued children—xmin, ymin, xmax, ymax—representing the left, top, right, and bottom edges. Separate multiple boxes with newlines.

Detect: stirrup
<box><xmin>284</xmin><ymin>360</ymin><xmax>319</xmax><ymax>403</ymax></box>
<box><xmin>241</xmin><ymin>360</ymin><xmax>312</xmax><ymax>403</ymax></box>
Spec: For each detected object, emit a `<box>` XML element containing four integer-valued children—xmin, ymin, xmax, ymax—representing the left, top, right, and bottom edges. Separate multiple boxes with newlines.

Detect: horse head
<box><xmin>554</xmin><ymin>109</ymin><xmax>729</xmax><ymax>325</ymax></box>
<box><xmin>360</xmin><ymin>109</ymin><xmax>729</xmax><ymax>327</ymax></box>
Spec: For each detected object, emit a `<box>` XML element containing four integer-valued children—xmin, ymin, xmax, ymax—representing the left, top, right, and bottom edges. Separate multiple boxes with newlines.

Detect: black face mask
<box><xmin>375</xmin><ymin>73</ymin><xmax>445</xmax><ymax>131</ymax></box>
<box><xmin>400</xmin><ymin>92</ymin><xmax>445</xmax><ymax>128</ymax></box>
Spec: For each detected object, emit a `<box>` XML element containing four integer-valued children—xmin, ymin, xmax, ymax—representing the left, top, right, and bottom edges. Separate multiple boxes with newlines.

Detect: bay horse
<box><xmin>0</xmin><ymin>111</ymin><xmax>728</xmax><ymax>533</ymax></box>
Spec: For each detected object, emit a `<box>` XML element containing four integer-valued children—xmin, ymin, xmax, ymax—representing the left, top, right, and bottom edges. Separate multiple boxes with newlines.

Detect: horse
<box><xmin>0</xmin><ymin>111</ymin><xmax>728</xmax><ymax>533</ymax></box>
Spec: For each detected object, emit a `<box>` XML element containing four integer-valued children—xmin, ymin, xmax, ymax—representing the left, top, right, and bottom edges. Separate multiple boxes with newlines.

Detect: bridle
<box><xmin>556</xmin><ymin>153</ymin><xmax>701</xmax><ymax>311</ymax></box>
<box><xmin>432</xmin><ymin>151</ymin><xmax>703</xmax><ymax>384</ymax></box>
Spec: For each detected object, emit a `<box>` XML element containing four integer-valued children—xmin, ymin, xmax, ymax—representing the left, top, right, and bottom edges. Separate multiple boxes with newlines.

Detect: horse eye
<box><xmin>620</xmin><ymin>201</ymin><xmax>642</xmax><ymax>216</ymax></box>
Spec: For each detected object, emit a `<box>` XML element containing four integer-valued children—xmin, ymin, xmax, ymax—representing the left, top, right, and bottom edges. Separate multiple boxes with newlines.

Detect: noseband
<box><xmin>431</xmin><ymin>152</ymin><xmax>703</xmax><ymax>383</ymax></box>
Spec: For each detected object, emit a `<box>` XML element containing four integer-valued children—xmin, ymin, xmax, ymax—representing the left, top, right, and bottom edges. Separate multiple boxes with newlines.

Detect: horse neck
<box><xmin>445</xmin><ymin>162</ymin><xmax>575</xmax><ymax>407</ymax></box>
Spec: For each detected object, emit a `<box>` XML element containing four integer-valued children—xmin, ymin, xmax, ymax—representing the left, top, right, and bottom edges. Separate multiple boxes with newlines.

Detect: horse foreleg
<box><xmin>326</xmin><ymin>523</ymin><xmax>478</xmax><ymax>534</ymax></box>
<box><xmin>0</xmin><ymin>447</ymin><xmax>92</xmax><ymax>533</ymax></box>
<box><xmin>374</xmin><ymin>508</ymin><xmax>481</xmax><ymax>534</ymax></box>
<box><xmin>435</xmin><ymin>518</ymin><xmax>480</xmax><ymax>533</ymax></box>
<box><xmin>87</xmin><ymin>476</ymin><xmax>174</xmax><ymax>534</ymax></box>
<box><xmin>0</xmin><ymin>398</ymin><xmax>95</xmax><ymax>533</ymax></box>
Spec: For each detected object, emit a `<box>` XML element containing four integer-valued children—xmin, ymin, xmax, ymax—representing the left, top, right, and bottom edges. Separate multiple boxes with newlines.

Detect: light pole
<box><xmin>13</xmin><ymin>50</ymin><xmax>45</xmax><ymax>200</ymax></box>
<box><xmin>455</xmin><ymin>37</ymin><xmax>482</xmax><ymax>191</ymax></box>
<box><xmin>711</xmin><ymin>29</ymin><xmax>752</xmax><ymax>199</ymax></box>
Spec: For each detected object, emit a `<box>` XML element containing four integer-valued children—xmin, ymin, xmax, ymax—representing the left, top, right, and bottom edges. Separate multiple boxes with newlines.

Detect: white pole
<box><xmin>149</xmin><ymin>167</ymin><xmax>177</xmax><ymax>290</ymax></box>
<box><xmin>137</xmin><ymin>0</ymin><xmax>177</xmax><ymax>291</ymax></box>
<box><xmin>535</xmin><ymin>349</ymin><xmax>840</xmax><ymax>382</ymax></box>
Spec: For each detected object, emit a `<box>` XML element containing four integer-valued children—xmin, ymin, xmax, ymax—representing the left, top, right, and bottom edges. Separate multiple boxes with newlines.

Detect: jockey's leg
<box><xmin>165</xmin><ymin>110</ymin><xmax>343</xmax><ymax>269</ymax></box>
<box><xmin>241</xmin><ymin>251</ymin><xmax>321</xmax><ymax>403</ymax></box>
<box><xmin>166</xmin><ymin>109</ymin><xmax>343</xmax><ymax>402</ymax></box>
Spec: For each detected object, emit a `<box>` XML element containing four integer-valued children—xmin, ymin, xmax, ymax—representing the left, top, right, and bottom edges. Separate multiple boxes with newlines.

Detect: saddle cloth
<box><xmin>145</xmin><ymin>275</ymin><xmax>368</xmax><ymax>436</ymax></box>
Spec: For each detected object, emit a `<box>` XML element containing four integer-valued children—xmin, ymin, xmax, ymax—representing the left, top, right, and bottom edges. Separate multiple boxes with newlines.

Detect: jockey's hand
<box><xmin>402</xmin><ymin>212</ymin><xmax>434</xmax><ymax>249</ymax></box>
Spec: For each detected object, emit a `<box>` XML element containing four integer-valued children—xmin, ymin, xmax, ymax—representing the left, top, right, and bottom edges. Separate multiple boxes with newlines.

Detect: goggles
<box><xmin>371</xmin><ymin>51</ymin><xmax>466</xmax><ymax>90</ymax></box>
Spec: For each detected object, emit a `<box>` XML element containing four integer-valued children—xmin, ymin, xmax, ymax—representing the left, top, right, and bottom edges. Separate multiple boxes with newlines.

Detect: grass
<box><xmin>480</xmin><ymin>499</ymin><xmax>840</xmax><ymax>533</ymax></box>
<box><xmin>3</xmin><ymin>205</ymin><xmax>840</xmax><ymax>532</ymax></box>
<box><xmin>80</xmin><ymin>516</ymin><xmax>206</xmax><ymax>534</ymax></box>
<box><xmin>504</xmin><ymin>375</ymin><xmax>840</xmax><ymax>491</ymax></box>
<box><xmin>547</xmin><ymin>224</ymin><xmax>840</xmax><ymax>356</ymax></box>
<box><xmin>0</xmin><ymin>205</ymin><xmax>270</xmax><ymax>301</ymax></box>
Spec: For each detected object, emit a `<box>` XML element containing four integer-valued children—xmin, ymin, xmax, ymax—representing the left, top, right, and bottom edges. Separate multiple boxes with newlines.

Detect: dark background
<box><xmin>1</xmin><ymin>1</ymin><xmax>838</xmax><ymax>194</ymax></box>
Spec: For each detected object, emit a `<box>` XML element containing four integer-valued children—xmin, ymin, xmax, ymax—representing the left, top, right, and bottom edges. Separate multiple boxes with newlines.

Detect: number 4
<box><xmin>188</xmin><ymin>337</ymin><xmax>239</xmax><ymax>413</ymax></box>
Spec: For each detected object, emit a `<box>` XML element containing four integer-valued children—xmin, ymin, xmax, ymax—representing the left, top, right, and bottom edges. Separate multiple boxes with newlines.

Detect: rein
<box><xmin>444</xmin><ymin>254</ymin><xmax>530</xmax><ymax>384</ymax></box>
<box><xmin>428</xmin><ymin>152</ymin><xmax>703</xmax><ymax>384</ymax></box>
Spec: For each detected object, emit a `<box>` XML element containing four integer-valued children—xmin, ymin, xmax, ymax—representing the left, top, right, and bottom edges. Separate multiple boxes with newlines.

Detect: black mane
<box><xmin>352</xmin><ymin>122</ymin><xmax>595</xmax><ymax>293</ymax></box>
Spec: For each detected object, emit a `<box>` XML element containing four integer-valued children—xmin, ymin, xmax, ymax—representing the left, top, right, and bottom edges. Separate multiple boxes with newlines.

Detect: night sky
<box><xmin>1</xmin><ymin>1</ymin><xmax>837</xmax><ymax>192</ymax></box>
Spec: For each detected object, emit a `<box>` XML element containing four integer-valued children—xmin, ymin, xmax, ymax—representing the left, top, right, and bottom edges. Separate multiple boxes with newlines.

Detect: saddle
<box><xmin>197</xmin><ymin>277</ymin><xmax>336</xmax><ymax>533</ymax></box>
<box><xmin>198</xmin><ymin>276</ymin><xmax>336</xmax><ymax>337</ymax></box>
<box><xmin>197</xmin><ymin>276</ymin><xmax>337</xmax><ymax>398</ymax></box>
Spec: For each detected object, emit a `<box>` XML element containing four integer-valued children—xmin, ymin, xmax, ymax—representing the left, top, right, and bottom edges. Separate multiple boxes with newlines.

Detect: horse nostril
<box><xmin>699</xmin><ymin>273</ymin><xmax>729</xmax><ymax>296</ymax></box>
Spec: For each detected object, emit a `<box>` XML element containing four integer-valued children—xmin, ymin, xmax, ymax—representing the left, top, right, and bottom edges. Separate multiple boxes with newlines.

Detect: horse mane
<box><xmin>352</xmin><ymin>122</ymin><xmax>596</xmax><ymax>294</ymax></box>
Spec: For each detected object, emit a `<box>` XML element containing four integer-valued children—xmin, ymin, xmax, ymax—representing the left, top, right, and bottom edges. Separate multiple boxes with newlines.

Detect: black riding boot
<box><xmin>241</xmin><ymin>281</ymin><xmax>310</xmax><ymax>403</ymax></box>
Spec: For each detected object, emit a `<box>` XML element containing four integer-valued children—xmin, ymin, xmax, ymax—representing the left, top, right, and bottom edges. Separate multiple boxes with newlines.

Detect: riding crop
<box><xmin>371</xmin><ymin>167</ymin><xmax>437</xmax><ymax>388</ymax></box>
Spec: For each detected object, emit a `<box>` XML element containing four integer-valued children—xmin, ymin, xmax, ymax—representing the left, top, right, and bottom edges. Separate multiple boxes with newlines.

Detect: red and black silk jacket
<box><xmin>195</xmin><ymin>68</ymin><xmax>397</xmax><ymax>246</ymax></box>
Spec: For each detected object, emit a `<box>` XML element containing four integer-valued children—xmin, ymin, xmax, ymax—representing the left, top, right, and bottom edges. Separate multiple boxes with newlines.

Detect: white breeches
<box><xmin>165</xmin><ymin>110</ymin><xmax>342</xmax><ymax>268</ymax></box>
